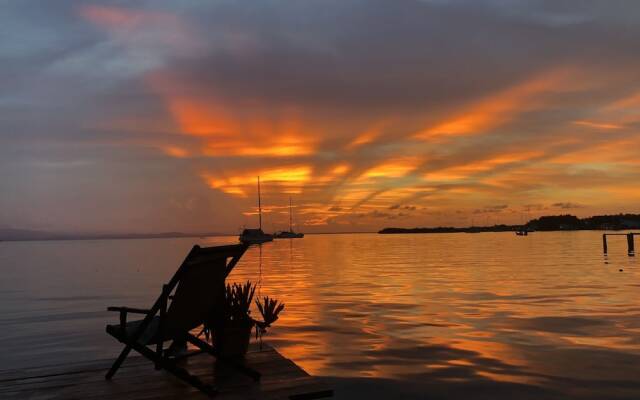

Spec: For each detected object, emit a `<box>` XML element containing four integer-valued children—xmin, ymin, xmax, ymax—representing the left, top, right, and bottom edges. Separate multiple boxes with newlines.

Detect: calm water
<box><xmin>1</xmin><ymin>232</ymin><xmax>639</xmax><ymax>399</ymax></box>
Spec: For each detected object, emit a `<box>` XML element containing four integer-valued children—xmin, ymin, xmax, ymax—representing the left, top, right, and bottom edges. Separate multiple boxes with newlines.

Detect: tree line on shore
<box><xmin>379</xmin><ymin>213</ymin><xmax>640</xmax><ymax>234</ymax></box>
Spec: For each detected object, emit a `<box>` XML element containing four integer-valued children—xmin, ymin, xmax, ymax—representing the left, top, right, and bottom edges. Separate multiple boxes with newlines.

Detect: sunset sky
<box><xmin>2</xmin><ymin>1</ymin><xmax>640</xmax><ymax>234</ymax></box>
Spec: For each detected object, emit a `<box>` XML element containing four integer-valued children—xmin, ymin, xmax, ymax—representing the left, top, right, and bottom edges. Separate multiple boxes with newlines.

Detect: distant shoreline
<box><xmin>380</xmin><ymin>226</ymin><xmax>521</xmax><ymax>234</ymax></box>
<box><xmin>4</xmin><ymin>213</ymin><xmax>639</xmax><ymax>241</ymax></box>
<box><xmin>0</xmin><ymin>230</ymin><xmax>378</xmax><ymax>242</ymax></box>
<box><xmin>379</xmin><ymin>213</ymin><xmax>640</xmax><ymax>234</ymax></box>
<box><xmin>378</xmin><ymin>227</ymin><xmax>637</xmax><ymax>234</ymax></box>
<box><xmin>0</xmin><ymin>231</ymin><xmax>232</xmax><ymax>243</ymax></box>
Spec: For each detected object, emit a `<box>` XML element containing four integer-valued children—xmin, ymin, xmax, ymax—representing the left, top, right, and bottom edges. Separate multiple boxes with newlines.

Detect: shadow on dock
<box><xmin>0</xmin><ymin>344</ymin><xmax>332</xmax><ymax>399</ymax></box>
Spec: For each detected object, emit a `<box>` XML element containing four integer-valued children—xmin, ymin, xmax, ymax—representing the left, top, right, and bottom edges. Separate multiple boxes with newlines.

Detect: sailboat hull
<box><xmin>275</xmin><ymin>197</ymin><xmax>304</xmax><ymax>239</ymax></box>
<box><xmin>240</xmin><ymin>236</ymin><xmax>274</xmax><ymax>244</ymax></box>
<box><xmin>239</xmin><ymin>228</ymin><xmax>274</xmax><ymax>244</ymax></box>
<box><xmin>274</xmin><ymin>231</ymin><xmax>304</xmax><ymax>239</ymax></box>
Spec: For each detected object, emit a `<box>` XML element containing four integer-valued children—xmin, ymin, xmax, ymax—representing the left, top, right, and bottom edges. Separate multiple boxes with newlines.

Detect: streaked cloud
<box><xmin>572</xmin><ymin>120</ymin><xmax>623</xmax><ymax>130</ymax></box>
<box><xmin>361</xmin><ymin>158</ymin><xmax>422</xmax><ymax>180</ymax></box>
<box><xmin>415</xmin><ymin>67</ymin><xmax>577</xmax><ymax>139</ymax></box>
<box><xmin>202</xmin><ymin>165</ymin><xmax>312</xmax><ymax>197</ymax></box>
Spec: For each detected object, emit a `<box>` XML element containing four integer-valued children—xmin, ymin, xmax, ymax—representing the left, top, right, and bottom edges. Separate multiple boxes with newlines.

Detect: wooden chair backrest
<box><xmin>161</xmin><ymin>245</ymin><xmax>245</xmax><ymax>339</ymax></box>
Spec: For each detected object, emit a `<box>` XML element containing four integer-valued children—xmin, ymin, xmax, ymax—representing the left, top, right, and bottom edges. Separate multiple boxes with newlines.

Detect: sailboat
<box><xmin>274</xmin><ymin>197</ymin><xmax>304</xmax><ymax>239</ymax></box>
<box><xmin>239</xmin><ymin>176</ymin><xmax>274</xmax><ymax>245</ymax></box>
<box><xmin>515</xmin><ymin>211</ymin><xmax>531</xmax><ymax>236</ymax></box>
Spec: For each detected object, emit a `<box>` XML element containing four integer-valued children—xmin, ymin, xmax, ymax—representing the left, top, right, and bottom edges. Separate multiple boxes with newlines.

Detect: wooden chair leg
<box><xmin>166</xmin><ymin>362</ymin><xmax>218</xmax><ymax>397</ymax></box>
<box><xmin>155</xmin><ymin>339</ymin><xmax>164</xmax><ymax>370</ymax></box>
<box><xmin>156</xmin><ymin>284</ymin><xmax>168</xmax><ymax>370</ymax></box>
<box><xmin>185</xmin><ymin>334</ymin><xmax>261</xmax><ymax>381</ymax></box>
<box><xmin>129</xmin><ymin>341</ymin><xmax>218</xmax><ymax>397</ymax></box>
<box><xmin>106</xmin><ymin>345</ymin><xmax>131</xmax><ymax>380</ymax></box>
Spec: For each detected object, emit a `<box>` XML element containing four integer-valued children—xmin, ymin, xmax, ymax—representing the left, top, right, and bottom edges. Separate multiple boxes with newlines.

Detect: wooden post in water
<box><xmin>603</xmin><ymin>234</ymin><xmax>608</xmax><ymax>254</ymax></box>
<box><xmin>258</xmin><ymin>176</ymin><xmax>262</xmax><ymax>231</ymax></box>
<box><xmin>628</xmin><ymin>233</ymin><xmax>635</xmax><ymax>256</ymax></box>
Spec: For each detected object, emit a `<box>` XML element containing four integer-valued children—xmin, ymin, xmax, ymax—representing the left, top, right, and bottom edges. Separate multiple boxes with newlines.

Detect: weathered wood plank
<box><xmin>0</xmin><ymin>344</ymin><xmax>333</xmax><ymax>400</ymax></box>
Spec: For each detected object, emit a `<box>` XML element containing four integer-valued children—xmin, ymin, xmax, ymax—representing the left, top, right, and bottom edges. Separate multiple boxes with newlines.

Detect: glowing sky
<box><xmin>2</xmin><ymin>1</ymin><xmax>640</xmax><ymax>233</ymax></box>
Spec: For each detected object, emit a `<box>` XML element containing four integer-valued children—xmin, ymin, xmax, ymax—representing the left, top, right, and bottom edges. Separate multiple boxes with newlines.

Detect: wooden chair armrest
<box><xmin>107</xmin><ymin>307</ymin><xmax>151</xmax><ymax>333</ymax></box>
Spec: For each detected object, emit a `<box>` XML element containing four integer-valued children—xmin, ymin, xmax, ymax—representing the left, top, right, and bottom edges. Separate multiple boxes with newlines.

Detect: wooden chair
<box><xmin>105</xmin><ymin>243</ymin><xmax>259</xmax><ymax>396</ymax></box>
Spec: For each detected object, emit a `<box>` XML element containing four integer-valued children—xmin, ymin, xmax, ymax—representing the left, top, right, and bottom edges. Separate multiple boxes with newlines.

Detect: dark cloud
<box><xmin>552</xmin><ymin>202</ymin><xmax>585</xmax><ymax>209</ymax></box>
<box><xmin>474</xmin><ymin>205</ymin><xmax>509</xmax><ymax>214</ymax></box>
<box><xmin>389</xmin><ymin>204</ymin><xmax>417</xmax><ymax>211</ymax></box>
<box><xmin>172</xmin><ymin>0</ymin><xmax>640</xmax><ymax>111</ymax></box>
<box><xmin>523</xmin><ymin>204</ymin><xmax>547</xmax><ymax>212</ymax></box>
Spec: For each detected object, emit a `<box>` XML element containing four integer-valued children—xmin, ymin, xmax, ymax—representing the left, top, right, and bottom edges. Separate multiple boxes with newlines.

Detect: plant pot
<box><xmin>215</xmin><ymin>320</ymin><xmax>254</xmax><ymax>358</ymax></box>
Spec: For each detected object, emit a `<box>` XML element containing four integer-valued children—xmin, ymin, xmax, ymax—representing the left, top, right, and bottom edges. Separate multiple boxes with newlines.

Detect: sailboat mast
<box><xmin>258</xmin><ymin>176</ymin><xmax>262</xmax><ymax>230</ymax></box>
<box><xmin>289</xmin><ymin>197</ymin><xmax>293</xmax><ymax>232</ymax></box>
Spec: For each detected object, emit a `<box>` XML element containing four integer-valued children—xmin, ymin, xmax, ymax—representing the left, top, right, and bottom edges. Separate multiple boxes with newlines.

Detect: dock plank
<box><xmin>0</xmin><ymin>344</ymin><xmax>333</xmax><ymax>400</ymax></box>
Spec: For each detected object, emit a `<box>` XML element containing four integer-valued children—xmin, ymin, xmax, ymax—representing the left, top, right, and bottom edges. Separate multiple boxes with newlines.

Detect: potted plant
<box><xmin>205</xmin><ymin>281</ymin><xmax>284</xmax><ymax>358</ymax></box>
<box><xmin>254</xmin><ymin>295</ymin><xmax>285</xmax><ymax>349</ymax></box>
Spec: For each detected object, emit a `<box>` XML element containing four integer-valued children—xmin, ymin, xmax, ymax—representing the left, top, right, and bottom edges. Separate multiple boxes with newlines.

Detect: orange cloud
<box><xmin>78</xmin><ymin>5</ymin><xmax>199</xmax><ymax>54</ymax></box>
<box><xmin>572</xmin><ymin>120</ymin><xmax>623</xmax><ymax>130</ymax></box>
<box><xmin>347</xmin><ymin>121</ymin><xmax>389</xmax><ymax>149</ymax></box>
<box><xmin>424</xmin><ymin>151</ymin><xmax>542</xmax><ymax>182</ymax></box>
<box><xmin>202</xmin><ymin>165</ymin><xmax>312</xmax><ymax>196</ymax></box>
<box><xmin>313</xmin><ymin>163</ymin><xmax>352</xmax><ymax>185</ymax></box>
<box><xmin>584</xmin><ymin>90</ymin><xmax>640</xmax><ymax>128</ymax></box>
<box><xmin>603</xmin><ymin>186</ymin><xmax>640</xmax><ymax>198</ymax></box>
<box><xmin>79</xmin><ymin>5</ymin><xmax>150</xmax><ymax>28</ymax></box>
<box><xmin>165</xmin><ymin>96</ymin><xmax>232</xmax><ymax>138</ymax></box>
<box><xmin>147</xmin><ymin>72</ymin><xmax>316</xmax><ymax>158</ymax></box>
<box><xmin>415</xmin><ymin>67</ymin><xmax>577</xmax><ymax>139</ymax></box>
<box><xmin>550</xmin><ymin>138</ymin><xmax>640</xmax><ymax>165</ymax></box>
<box><xmin>162</xmin><ymin>146</ymin><xmax>190</xmax><ymax>158</ymax></box>
<box><xmin>607</xmin><ymin>90</ymin><xmax>640</xmax><ymax>111</ymax></box>
<box><xmin>362</xmin><ymin>157</ymin><xmax>422</xmax><ymax>179</ymax></box>
<box><xmin>203</xmin><ymin>138</ymin><xmax>313</xmax><ymax>157</ymax></box>
<box><xmin>332</xmin><ymin>164</ymin><xmax>350</xmax><ymax>175</ymax></box>
<box><xmin>146</xmin><ymin>72</ymin><xmax>234</xmax><ymax>137</ymax></box>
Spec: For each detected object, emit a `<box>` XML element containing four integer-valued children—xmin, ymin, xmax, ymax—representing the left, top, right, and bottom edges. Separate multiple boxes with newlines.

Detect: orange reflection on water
<box><xmin>5</xmin><ymin>233</ymin><xmax>639</xmax><ymax>399</ymax></box>
<box><xmin>221</xmin><ymin>232</ymin><xmax>640</xmax><ymax>394</ymax></box>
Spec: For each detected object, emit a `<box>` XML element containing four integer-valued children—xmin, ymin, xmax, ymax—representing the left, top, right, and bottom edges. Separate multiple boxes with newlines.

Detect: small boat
<box><xmin>516</xmin><ymin>213</ymin><xmax>531</xmax><ymax>236</ymax></box>
<box><xmin>240</xmin><ymin>228</ymin><xmax>273</xmax><ymax>244</ymax></box>
<box><xmin>274</xmin><ymin>197</ymin><xmax>304</xmax><ymax>239</ymax></box>
<box><xmin>274</xmin><ymin>230</ymin><xmax>304</xmax><ymax>239</ymax></box>
<box><xmin>239</xmin><ymin>177</ymin><xmax>273</xmax><ymax>245</ymax></box>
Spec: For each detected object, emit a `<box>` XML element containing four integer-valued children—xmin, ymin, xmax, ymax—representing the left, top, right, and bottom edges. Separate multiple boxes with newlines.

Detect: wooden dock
<box><xmin>0</xmin><ymin>344</ymin><xmax>333</xmax><ymax>400</ymax></box>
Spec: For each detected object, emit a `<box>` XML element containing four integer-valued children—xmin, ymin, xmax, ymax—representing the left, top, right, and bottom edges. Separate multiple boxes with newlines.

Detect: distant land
<box><xmin>379</xmin><ymin>213</ymin><xmax>640</xmax><ymax>234</ymax></box>
<box><xmin>0</xmin><ymin>228</ymin><xmax>230</xmax><ymax>242</ymax></box>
